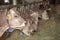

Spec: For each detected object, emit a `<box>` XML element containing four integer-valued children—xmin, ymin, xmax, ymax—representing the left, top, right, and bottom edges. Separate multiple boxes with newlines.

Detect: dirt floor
<box><xmin>0</xmin><ymin>5</ymin><xmax>60</xmax><ymax>40</ymax></box>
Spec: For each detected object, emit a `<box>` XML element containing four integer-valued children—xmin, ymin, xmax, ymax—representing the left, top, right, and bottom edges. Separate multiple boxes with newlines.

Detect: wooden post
<box><xmin>13</xmin><ymin>0</ymin><xmax>17</xmax><ymax>10</ymax></box>
<box><xmin>13</xmin><ymin>0</ymin><xmax>17</xmax><ymax>5</ymax></box>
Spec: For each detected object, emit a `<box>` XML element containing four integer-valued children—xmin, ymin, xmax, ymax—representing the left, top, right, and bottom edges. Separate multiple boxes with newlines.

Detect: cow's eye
<box><xmin>14</xmin><ymin>16</ymin><xmax>18</xmax><ymax>17</ymax></box>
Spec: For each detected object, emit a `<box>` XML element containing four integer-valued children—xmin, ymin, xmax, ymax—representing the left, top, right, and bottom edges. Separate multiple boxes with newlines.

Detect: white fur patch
<box><xmin>42</xmin><ymin>10</ymin><xmax>49</xmax><ymax>20</ymax></box>
<box><xmin>10</xmin><ymin>22</ymin><xmax>26</xmax><ymax>28</ymax></box>
<box><xmin>10</xmin><ymin>10</ymin><xmax>15</xmax><ymax>14</ymax></box>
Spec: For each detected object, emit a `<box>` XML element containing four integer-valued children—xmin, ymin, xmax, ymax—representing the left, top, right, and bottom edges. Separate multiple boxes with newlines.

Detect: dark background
<box><xmin>0</xmin><ymin>0</ymin><xmax>60</xmax><ymax>5</ymax></box>
<box><xmin>50</xmin><ymin>0</ymin><xmax>60</xmax><ymax>4</ymax></box>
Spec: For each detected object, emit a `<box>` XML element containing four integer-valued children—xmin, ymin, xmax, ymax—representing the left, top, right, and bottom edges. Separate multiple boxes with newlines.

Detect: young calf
<box><xmin>39</xmin><ymin>4</ymin><xmax>49</xmax><ymax>20</ymax></box>
<box><xmin>7</xmin><ymin>8</ymin><xmax>30</xmax><ymax>35</ymax></box>
<box><xmin>7</xmin><ymin>8</ymin><xmax>26</xmax><ymax>29</ymax></box>
<box><xmin>7</xmin><ymin>8</ymin><xmax>38</xmax><ymax>36</ymax></box>
<box><xmin>19</xmin><ymin>9</ymin><xmax>39</xmax><ymax>35</ymax></box>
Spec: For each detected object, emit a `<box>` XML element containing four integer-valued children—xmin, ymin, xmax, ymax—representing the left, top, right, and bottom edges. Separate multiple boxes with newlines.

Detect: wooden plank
<box><xmin>0</xmin><ymin>11</ymin><xmax>9</xmax><ymax>37</ymax></box>
<box><xmin>0</xmin><ymin>26</ymin><xmax>9</xmax><ymax>37</ymax></box>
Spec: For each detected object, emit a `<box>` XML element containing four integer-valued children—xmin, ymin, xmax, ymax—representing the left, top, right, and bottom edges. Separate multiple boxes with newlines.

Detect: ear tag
<box><xmin>7</xmin><ymin>15</ymin><xmax>11</xmax><ymax>20</ymax></box>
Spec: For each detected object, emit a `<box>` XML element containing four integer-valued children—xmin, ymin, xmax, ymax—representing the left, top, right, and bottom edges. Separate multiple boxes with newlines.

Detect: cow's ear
<box><xmin>10</xmin><ymin>9</ymin><xmax>15</xmax><ymax>14</ymax></box>
<box><xmin>7</xmin><ymin>15</ymin><xmax>11</xmax><ymax>20</ymax></box>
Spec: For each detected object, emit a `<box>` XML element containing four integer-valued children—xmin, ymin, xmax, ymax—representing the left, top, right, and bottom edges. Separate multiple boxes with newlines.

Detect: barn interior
<box><xmin>0</xmin><ymin>0</ymin><xmax>60</xmax><ymax>40</ymax></box>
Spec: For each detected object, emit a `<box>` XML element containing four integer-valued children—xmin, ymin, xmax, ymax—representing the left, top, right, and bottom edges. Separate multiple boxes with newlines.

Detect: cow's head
<box><xmin>22</xmin><ymin>10</ymin><xmax>39</xmax><ymax>36</ymax></box>
<box><xmin>7</xmin><ymin>8</ymin><xmax>26</xmax><ymax>28</ymax></box>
